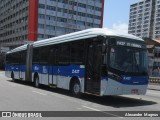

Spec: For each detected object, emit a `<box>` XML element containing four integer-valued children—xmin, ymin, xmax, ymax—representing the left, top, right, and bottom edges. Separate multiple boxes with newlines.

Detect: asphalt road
<box><xmin>0</xmin><ymin>71</ymin><xmax>160</xmax><ymax>119</ymax></box>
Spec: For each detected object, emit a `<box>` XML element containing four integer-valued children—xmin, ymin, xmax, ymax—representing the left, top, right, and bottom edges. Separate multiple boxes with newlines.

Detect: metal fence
<box><xmin>149</xmin><ymin>77</ymin><xmax>160</xmax><ymax>84</ymax></box>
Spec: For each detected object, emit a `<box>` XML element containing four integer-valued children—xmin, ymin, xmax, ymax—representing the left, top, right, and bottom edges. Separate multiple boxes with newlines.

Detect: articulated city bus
<box><xmin>5</xmin><ymin>28</ymin><xmax>148</xmax><ymax>96</ymax></box>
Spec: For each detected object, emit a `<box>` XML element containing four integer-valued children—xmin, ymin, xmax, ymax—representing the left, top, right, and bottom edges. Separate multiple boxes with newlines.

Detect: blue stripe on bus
<box><xmin>32</xmin><ymin>64</ymin><xmax>85</xmax><ymax>78</ymax></box>
<box><xmin>5</xmin><ymin>64</ymin><xmax>26</xmax><ymax>72</ymax></box>
<box><xmin>6</xmin><ymin>64</ymin><xmax>148</xmax><ymax>85</ymax></box>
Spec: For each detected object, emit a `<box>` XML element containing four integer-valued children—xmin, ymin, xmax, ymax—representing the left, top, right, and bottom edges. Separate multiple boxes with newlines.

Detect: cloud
<box><xmin>111</xmin><ymin>21</ymin><xmax>128</xmax><ymax>34</ymax></box>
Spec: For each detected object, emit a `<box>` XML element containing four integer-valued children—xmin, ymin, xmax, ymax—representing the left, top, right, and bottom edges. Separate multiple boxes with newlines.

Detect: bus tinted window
<box><xmin>20</xmin><ymin>50</ymin><xmax>27</xmax><ymax>64</ymax></box>
<box><xmin>33</xmin><ymin>48</ymin><xmax>40</xmax><ymax>64</ymax></box>
<box><xmin>8</xmin><ymin>52</ymin><xmax>20</xmax><ymax>64</ymax></box>
<box><xmin>6</xmin><ymin>54</ymin><xmax>11</xmax><ymax>64</ymax></box>
<box><xmin>71</xmin><ymin>41</ymin><xmax>85</xmax><ymax>64</ymax></box>
<box><xmin>58</xmin><ymin>44</ymin><xmax>70</xmax><ymax>65</ymax></box>
<box><xmin>39</xmin><ymin>47</ymin><xmax>49</xmax><ymax>64</ymax></box>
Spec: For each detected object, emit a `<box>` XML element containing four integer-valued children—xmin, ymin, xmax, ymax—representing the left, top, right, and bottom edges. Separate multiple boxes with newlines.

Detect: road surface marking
<box><xmin>82</xmin><ymin>105</ymin><xmax>101</xmax><ymax>111</ymax></box>
<box><xmin>8</xmin><ymin>83</ymin><xmax>18</xmax><ymax>87</ymax></box>
<box><xmin>32</xmin><ymin>91</ymin><xmax>47</xmax><ymax>96</ymax></box>
<box><xmin>50</xmin><ymin>93</ymin><xmax>67</xmax><ymax>99</ymax></box>
<box><xmin>82</xmin><ymin>105</ymin><xmax>123</xmax><ymax>118</ymax></box>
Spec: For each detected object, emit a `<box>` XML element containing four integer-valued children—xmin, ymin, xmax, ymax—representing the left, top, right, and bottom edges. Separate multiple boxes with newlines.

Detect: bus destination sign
<box><xmin>116</xmin><ymin>41</ymin><xmax>142</xmax><ymax>48</ymax></box>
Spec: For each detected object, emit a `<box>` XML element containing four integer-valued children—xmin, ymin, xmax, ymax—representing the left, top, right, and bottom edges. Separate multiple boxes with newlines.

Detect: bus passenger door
<box><xmin>48</xmin><ymin>49</ymin><xmax>58</xmax><ymax>86</ymax></box>
<box><xmin>19</xmin><ymin>64</ymin><xmax>23</xmax><ymax>80</ymax></box>
<box><xmin>48</xmin><ymin>49</ymin><xmax>54</xmax><ymax>85</ymax></box>
<box><xmin>18</xmin><ymin>52</ymin><xmax>23</xmax><ymax>80</ymax></box>
<box><xmin>19</xmin><ymin>51</ymin><xmax>25</xmax><ymax>80</ymax></box>
<box><xmin>85</xmin><ymin>42</ymin><xmax>102</xmax><ymax>94</ymax></box>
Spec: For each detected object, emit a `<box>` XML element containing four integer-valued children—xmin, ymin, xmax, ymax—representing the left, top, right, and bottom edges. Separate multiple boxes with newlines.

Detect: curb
<box><xmin>148</xmin><ymin>84</ymin><xmax>160</xmax><ymax>91</ymax></box>
<box><xmin>148</xmin><ymin>88</ymin><xmax>160</xmax><ymax>91</ymax></box>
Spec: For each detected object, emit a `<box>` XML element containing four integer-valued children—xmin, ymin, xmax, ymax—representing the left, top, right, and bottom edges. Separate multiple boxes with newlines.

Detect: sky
<box><xmin>103</xmin><ymin>0</ymin><xmax>142</xmax><ymax>33</ymax></box>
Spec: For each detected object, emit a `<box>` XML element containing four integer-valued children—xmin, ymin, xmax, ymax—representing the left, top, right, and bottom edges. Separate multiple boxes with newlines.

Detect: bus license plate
<box><xmin>132</xmin><ymin>89</ymin><xmax>139</xmax><ymax>94</ymax></box>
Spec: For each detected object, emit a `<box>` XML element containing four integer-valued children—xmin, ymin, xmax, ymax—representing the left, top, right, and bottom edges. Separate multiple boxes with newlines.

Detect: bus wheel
<box><xmin>71</xmin><ymin>80</ymin><xmax>81</xmax><ymax>97</ymax></box>
<box><xmin>34</xmin><ymin>76</ymin><xmax>40</xmax><ymax>88</ymax></box>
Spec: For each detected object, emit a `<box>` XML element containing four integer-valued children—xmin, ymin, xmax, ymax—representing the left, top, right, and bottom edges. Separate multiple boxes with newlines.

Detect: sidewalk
<box><xmin>148</xmin><ymin>84</ymin><xmax>160</xmax><ymax>91</ymax></box>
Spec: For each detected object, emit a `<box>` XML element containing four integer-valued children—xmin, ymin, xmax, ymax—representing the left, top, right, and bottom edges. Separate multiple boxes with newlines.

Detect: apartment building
<box><xmin>0</xmin><ymin>0</ymin><xmax>104</xmax><ymax>48</ymax></box>
<box><xmin>128</xmin><ymin>0</ymin><xmax>154</xmax><ymax>38</ymax></box>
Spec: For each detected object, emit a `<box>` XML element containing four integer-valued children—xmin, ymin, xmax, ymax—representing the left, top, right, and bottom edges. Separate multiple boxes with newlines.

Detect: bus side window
<box><xmin>58</xmin><ymin>44</ymin><xmax>70</xmax><ymax>65</ymax></box>
<box><xmin>23</xmin><ymin>50</ymin><xmax>27</xmax><ymax>64</ymax></box>
<box><xmin>12</xmin><ymin>52</ymin><xmax>20</xmax><ymax>64</ymax></box>
<box><xmin>19</xmin><ymin>50</ymin><xmax>26</xmax><ymax>64</ymax></box>
<box><xmin>39</xmin><ymin>47</ymin><xmax>49</xmax><ymax>64</ymax></box>
<box><xmin>6</xmin><ymin>54</ymin><xmax>9</xmax><ymax>64</ymax></box>
<box><xmin>33</xmin><ymin>49</ymin><xmax>40</xmax><ymax>64</ymax></box>
<box><xmin>70</xmin><ymin>41</ymin><xmax>85</xmax><ymax>64</ymax></box>
<box><xmin>49</xmin><ymin>47</ymin><xmax>59</xmax><ymax>65</ymax></box>
<box><xmin>48</xmin><ymin>49</ymin><xmax>54</xmax><ymax>65</ymax></box>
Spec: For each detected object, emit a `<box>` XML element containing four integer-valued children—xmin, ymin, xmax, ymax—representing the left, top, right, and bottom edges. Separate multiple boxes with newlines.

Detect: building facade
<box><xmin>128</xmin><ymin>0</ymin><xmax>160</xmax><ymax>39</ymax></box>
<box><xmin>0</xmin><ymin>0</ymin><xmax>104</xmax><ymax>48</ymax></box>
<box><xmin>145</xmin><ymin>38</ymin><xmax>160</xmax><ymax>77</ymax></box>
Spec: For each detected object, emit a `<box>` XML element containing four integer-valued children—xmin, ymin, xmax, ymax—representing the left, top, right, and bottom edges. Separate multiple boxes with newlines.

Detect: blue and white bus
<box><xmin>5</xmin><ymin>28</ymin><xmax>148</xmax><ymax>96</ymax></box>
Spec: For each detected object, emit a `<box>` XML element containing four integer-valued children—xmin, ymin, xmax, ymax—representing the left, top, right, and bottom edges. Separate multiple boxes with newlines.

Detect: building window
<box><xmin>38</xmin><ymin>34</ymin><xmax>44</xmax><ymax>38</ymax></box>
<box><xmin>38</xmin><ymin>24</ymin><xmax>44</xmax><ymax>29</ymax></box>
<box><xmin>39</xmin><ymin>4</ymin><xmax>45</xmax><ymax>9</ymax></box>
<box><xmin>38</xmin><ymin>14</ymin><xmax>45</xmax><ymax>19</ymax></box>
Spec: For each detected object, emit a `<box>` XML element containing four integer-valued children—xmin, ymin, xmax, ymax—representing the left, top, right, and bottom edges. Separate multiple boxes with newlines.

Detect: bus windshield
<box><xmin>109</xmin><ymin>46</ymin><xmax>148</xmax><ymax>75</ymax></box>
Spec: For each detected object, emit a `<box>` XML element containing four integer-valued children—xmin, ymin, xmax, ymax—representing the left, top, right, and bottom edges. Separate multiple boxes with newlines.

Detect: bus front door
<box><xmin>85</xmin><ymin>42</ymin><xmax>102</xmax><ymax>94</ymax></box>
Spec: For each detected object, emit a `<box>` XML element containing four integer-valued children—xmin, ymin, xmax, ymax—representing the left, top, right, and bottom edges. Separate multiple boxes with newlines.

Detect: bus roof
<box><xmin>7</xmin><ymin>44</ymin><xmax>27</xmax><ymax>54</ymax></box>
<box><xmin>7</xmin><ymin>28</ymin><xmax>144</xmax><ymax>53</ymax></box>
<box><xmin>33</xmin><ymin>28</ymin><xmax>143</xmax><ymax>47</ymax></box>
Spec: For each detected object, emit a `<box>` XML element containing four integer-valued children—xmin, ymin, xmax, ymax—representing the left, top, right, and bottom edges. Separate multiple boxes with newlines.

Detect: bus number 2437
<box><xmin>72</xmin><ymin>70</ymin><xmax>80</xmax><ymax>74</ymax></box>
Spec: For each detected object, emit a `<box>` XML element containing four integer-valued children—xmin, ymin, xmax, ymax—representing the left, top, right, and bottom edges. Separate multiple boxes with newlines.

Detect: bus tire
<box><xmin>34</xmin><ymin>76</ymin><xmax>40</xmax><ymax>88</ymax></box>
<box><xmin>71</xmin><ymin>80</ymin><xmax>81</xmax><ymax>97</ymax></box>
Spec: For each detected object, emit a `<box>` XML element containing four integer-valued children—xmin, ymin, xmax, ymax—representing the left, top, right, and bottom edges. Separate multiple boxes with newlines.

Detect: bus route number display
<box><xmin>116</xmin><ymin>41</ymin><xmax>142</xmax><ymax>48</ymax></box>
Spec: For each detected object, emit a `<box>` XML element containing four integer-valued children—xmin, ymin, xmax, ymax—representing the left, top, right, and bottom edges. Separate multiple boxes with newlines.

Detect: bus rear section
<box><xmin>5</xmin><ymin>44</ymin><xmax>31</xmax><ymax>82</ymax></box>
<box><xmin>5</xmin><ymin>51</ymin><xmax>27</xmax><ymax>80</ymax></box>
